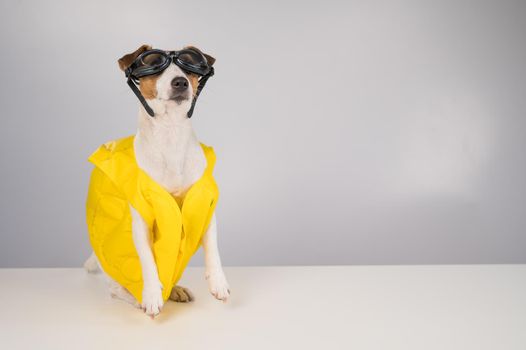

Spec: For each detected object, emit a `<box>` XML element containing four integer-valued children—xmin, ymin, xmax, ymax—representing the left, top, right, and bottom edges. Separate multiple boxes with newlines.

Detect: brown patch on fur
<box><xmin>186</xmin><ymin>73</ymin><xmax>199</xmax><ymax>96</ymax></box>
<box><xmin>139</xmin><ymin>75</ymin><xmax>158</xmax><ymax>99</ymax></box>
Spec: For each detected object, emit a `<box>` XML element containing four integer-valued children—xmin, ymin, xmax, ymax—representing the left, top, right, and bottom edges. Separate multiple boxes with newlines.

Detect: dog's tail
<box><xmin>83</xmin><ymin>252</ymin><xmax>100</xmax><ymax>273</ymax></box>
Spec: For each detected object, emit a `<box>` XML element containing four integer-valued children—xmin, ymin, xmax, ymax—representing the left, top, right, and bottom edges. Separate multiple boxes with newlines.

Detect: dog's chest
<box><xmin>134</xmin><ymin>134</ymin><xmax>206</xmax><ymax>198</ymax></box>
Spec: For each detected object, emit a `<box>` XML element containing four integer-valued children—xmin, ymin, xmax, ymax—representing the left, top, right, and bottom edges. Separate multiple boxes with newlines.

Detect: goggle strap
<box><xmin>127</xmin><ymin>78</ymin><xmax>155</xmax><ymax>117</ymax></box>
<box><xmin>187</xmin><ymin>68</ymin><xmax>214</xmax><ymax>118</ymax></box>
<box><xmin>187</xmin><ymin>98</ymin><xmax>197</xmax><ymax>118</ymax></box>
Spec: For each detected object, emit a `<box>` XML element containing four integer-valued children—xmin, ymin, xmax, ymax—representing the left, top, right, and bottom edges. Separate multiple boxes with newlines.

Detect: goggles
<box><xmin>124</xmin><ymin>48</ymin><xmax>215</xmax><ymax>118</ymax></box>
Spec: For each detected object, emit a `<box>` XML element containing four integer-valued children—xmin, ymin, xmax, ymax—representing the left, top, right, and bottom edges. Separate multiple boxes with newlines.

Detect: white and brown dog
<box><xmin>84</xmin><ymin>44</ymin><xmax>230</xmax><ymax>318</ymax></box>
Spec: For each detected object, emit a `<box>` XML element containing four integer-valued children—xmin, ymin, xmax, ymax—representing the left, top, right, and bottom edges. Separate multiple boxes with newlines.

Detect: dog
<box><xmin>84</xmin><ymin>44</ymin><xmax>230</xmax><ymax>318</ymax></box>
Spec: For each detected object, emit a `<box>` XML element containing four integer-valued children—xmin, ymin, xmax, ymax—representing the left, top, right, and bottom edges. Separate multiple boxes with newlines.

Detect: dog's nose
<box><xmin>171</xmin><ymin>77</ymin><xmax>189</xmax><ymax>91</ymax></box>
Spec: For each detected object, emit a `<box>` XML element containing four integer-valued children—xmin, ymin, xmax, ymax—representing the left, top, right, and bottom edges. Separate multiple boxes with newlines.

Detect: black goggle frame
<box><xmin>124</xmin><ymin>48</ymin><xmax>214</xmax><ymax>118</ymax></box>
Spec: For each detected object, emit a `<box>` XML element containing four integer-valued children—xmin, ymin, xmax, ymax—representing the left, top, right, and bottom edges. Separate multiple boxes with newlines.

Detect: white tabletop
<box><xmin>0</xmin><ymin>265</ymin><xmax>525</xmax><ymax>349</ymax></box>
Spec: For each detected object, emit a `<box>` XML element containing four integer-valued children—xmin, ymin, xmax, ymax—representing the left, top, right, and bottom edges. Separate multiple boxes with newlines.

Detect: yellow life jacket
<box><xmin>85</xmin><ymin>135</ymin><xmax>219</xmax><ymax>302</ymax></box>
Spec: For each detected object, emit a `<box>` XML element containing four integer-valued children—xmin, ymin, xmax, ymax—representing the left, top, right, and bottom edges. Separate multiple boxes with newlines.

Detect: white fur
<box><xmin>85</xmin><ymin>62</ymin><xmax>229</xmax><ymax>317</ymax></box>
<box><xmin>83</xmin><ymin>252</ymin><xmax>100</xmax><ymax>273</ymax></box>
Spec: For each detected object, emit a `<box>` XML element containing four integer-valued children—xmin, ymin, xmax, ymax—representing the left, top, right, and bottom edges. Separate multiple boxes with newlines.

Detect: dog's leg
<box><xmin>83</xmin><ymin>252</ymin><xmax>100</xmax><ymax>273</ymax></box>
<box><xmin>202</xmin><ymin>213</ymin><xmax>230</xmax><ymax>301</ymax></box>
<box><xmin>108</xmin><ymin>278</ymin><xmax>141</xmax><ymax>308</ymax></box>
<box><xmin>130</xmin><ymin>205</ymin><xmax>164</xmax><ymax>317</ymax></box>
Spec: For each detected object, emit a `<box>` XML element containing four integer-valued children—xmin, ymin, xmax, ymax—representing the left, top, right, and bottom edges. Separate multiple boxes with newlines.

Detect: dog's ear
<box><xmin>186</xmin><ymin>45</ymin><xmax>216</xmax><ymax>66</ymax></box>
<box><xmin>118</xmin><ymin>44</ymin><xmax>152</xmax><ymax>71</ymax></box>
<box><xmin>203</xmin><ymin>52</ymin><xmax>216</xmax><ymax>66</ymax></box>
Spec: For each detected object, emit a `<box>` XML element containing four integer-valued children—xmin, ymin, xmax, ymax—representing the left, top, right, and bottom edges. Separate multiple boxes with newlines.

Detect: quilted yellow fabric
<box><xmin>86</xmin><ymin>136</ymin><xmax>218</xmax><ymax>302</ymax></box>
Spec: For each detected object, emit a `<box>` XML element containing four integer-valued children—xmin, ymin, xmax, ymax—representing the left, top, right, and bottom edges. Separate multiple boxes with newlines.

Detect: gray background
<box><xmin>0</xmin><ymin>0</ymin><xmax>525</xmax><ymax>267</ymax></box>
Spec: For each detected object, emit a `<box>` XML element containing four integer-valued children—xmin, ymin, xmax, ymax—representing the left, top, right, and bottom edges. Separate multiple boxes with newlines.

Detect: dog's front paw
<box><xmin>141</xmin><ymin>281</ymin><xmax>164</xmax><ymax>318</ymax></box>
<box><xmin>205</xmin><ymin>269</ymin><xmax>230</xmax><ymax>302</ymax></box>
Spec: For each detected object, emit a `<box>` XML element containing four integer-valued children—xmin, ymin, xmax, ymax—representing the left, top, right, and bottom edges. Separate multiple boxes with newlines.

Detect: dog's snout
<box><xmin>171</xmin><ymin>77</ymin><xmax>189</xmax><ymax>91</ymax></box>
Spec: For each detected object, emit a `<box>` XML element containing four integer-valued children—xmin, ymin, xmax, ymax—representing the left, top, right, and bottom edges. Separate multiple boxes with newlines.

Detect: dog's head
<box><xmin>118</xmin><ymin>44</ymin><xmax>215</xmax><ymax>116</ymax></box>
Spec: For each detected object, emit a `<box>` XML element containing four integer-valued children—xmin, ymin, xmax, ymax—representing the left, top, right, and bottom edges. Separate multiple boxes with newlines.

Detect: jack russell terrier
<box><xmin>84</xmin><ymin>44</ymin><xmax>230</xmax><ymax>318</ymax></box>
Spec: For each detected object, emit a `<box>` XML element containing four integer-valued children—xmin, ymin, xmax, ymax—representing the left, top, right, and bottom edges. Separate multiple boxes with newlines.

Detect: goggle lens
<box><xmin>141</xmin><ymin>52</ymin><xmax>168</xmax><ymax>67</ymax></box>
<box><xmin>175</xmin><ymin>49</ymin><xmax>209</xmax><ymax>74</ymax></box>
